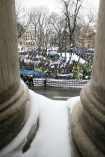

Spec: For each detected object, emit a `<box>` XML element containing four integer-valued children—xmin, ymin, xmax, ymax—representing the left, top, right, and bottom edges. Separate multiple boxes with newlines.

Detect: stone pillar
<box><xmin>70</xmin><ymin>0</ymin><xmax>105</xmax><ymax>157</ymax></box>
<box><xmin>0</xmin><ymin>0</ymin><xmax>30</xmax><ymax>150</ymax></box>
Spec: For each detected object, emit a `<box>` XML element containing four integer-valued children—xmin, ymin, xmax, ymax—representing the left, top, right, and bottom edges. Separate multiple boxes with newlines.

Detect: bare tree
<box><xmin>60</xmin><ymin>0</ymin><xmax>83</xmax><ymax>55</ymax></box>
<box><xmin>49</xmin><ymin>13</ymin><xmax>66</xmax><ymax>53</ymax></box>
<box><xmin>15</xmin><ymin>0</ymin><xmax>31</xmax><ymax>38</ymax></box>
<box><xmin>78</xmin><ymin>7</ymin><xmax>98</xmax><ymax>51</ymax></box>
<box><xmin>29</xmin><ymin>6</ymin><xmax>50</xmax><ymax>51</ymax></box>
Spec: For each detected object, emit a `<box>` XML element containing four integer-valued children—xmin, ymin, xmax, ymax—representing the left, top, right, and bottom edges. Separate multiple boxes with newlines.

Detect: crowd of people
<box><xmin>19</xmin><ymin>51</ymin><xmax>93</xmax><ymax>83</ymax></box>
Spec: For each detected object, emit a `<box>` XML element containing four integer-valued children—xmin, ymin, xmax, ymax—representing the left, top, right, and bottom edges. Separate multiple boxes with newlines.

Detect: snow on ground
<box><xmin>0</xmin><ymin>90</ymin><xmax>80</xmax><ymax>157</ymax></box>
<box><xmin>57</xmin><ymin>52</ymin><xmax>86</xmax><ymax>63</ymax></box>
<box><xmin>70</xmin><ymin>53</ymin><xmax>86</xmax><ymax>64</ymax></box>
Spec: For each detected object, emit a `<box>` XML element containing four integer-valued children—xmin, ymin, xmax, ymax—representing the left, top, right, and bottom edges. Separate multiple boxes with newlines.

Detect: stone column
<box><xmin>70</xmin><ymin>0</ymin><xmax>105</xmax><ymax>157</ymax></box>
<box><xmin>0</xmin><ymin>0</ymin><xmax>30</xmax><ymax>150</ymax></box>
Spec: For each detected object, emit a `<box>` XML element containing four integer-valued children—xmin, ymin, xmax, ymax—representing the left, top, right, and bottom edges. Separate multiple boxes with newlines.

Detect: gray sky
<box><xmin>23</xmin><ymin>0</ymin><xmax>60</xmax><ymax>12</ymax></box>
<box><xmin>22</xmin><ymin>0</ymin><xmax>100</xmax><ymax>13</ymax></box>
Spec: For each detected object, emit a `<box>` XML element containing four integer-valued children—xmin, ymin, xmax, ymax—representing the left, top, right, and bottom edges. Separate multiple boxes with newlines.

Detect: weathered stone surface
<box><xmin>22</xmin><ymin>118</ymin><xmax>39</xmax><ymax>153</ymax></box>
<box><xmin>71</xmin><ymin>85</ymin><xmax>105</xmax><ymax>157</ymax></box>
<box><xmin>70</xmin><ymin>1</ymin><xmax>105</xmax><ymax>156</ymax></box>
<box><xmin>0</xmin><ymin>83</ymin><xmax>30</xmax><ymax>150</ymax></box>
<box><xmin>0</xmin><ymin>0</ymin><xmax>19</xmax><ymax>104</ymax></box>
<box><xmin>0</xmin><ymin>0</ymin><xmax>31</xmax><ymax>150</ymax></box>
<box><xmin>68</xmin><ymin>109</ymin><xmax>82</xmax><ymax>157</ymax></box>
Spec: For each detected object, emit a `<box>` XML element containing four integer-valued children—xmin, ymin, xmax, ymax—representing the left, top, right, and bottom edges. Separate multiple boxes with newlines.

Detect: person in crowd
<box><xmin>19</xmin><ymin>50</ymin><xmax>92</xmax><ymax>80</ymax></box>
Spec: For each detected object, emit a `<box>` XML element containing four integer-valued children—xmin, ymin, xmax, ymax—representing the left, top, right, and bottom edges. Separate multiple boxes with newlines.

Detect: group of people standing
<box><xmin>19</xmin><ymin>51</ymin><xmax>92</xmax><ymax>80</ymax></box>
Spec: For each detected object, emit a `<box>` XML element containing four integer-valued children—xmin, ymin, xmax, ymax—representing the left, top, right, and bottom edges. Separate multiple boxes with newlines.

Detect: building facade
<box><xmin>18</xmin><ymin>31</ymin><xmax>36</xmax><ymax>46</ymax></box>
<box><xmin>78</xmin><ymin>26</ymin><xmax>97</xmax><ymax>49</ymax></box>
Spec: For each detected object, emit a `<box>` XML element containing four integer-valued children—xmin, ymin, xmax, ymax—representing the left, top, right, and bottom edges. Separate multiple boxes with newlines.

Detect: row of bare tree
<box><xmin>15</xmin><ymin>0</ymin><xmax>98</xmax><ymax>53</ymax></box>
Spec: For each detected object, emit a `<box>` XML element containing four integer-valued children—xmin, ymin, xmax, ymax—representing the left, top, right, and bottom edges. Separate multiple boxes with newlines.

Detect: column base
<box><xmin>69</xmin><ymin>82</ymin><xmax>105</xmax><ymax>157</ymax></box>
<box><xmin>0</xmin><ymin>80</ymin><xmax>30</xmax><ymax>150</ymax></box>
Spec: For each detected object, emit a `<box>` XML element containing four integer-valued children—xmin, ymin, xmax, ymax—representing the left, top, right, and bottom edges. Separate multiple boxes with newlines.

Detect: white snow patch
<box><xmin>23</xmin><ymin>93</ymin><xmax>71</xmax><ymax>157</ymax></box>
<box><xmin>0</xmin><ymin>90</ymin><xmax>80</xmax><ymax>157</ymax></box>
<box><xmin>0</xmin><ymin>90</ymin><xmax>39</xmax><ymax>157</ymax></box>
<box><xmin>67</xmin><ymin>96</ymin><xmax>80</xmax><ymax>113</ymax></box>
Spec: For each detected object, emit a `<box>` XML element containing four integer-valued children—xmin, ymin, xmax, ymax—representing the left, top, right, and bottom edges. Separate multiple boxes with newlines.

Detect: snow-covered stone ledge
<box><xmin>0</xmin><ymin>90</ymin><xmax>39</xmax><ymax>157</ymax></box>
<box><xmin>0</xmin><ymin>90</ymin><xmax>80</xmax><ymax>157</ymax></box>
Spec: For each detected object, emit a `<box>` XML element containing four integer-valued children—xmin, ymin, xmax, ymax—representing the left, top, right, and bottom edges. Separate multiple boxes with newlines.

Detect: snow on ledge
<box><xmin>0</xmin><ymin>90</ymin><xmax>39</xmax><ymax>157</ymax></box>
<box><xmin>0</xmin><ymin>90</ymin><xmax>80</xmax><ymax>157</ymax></box>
